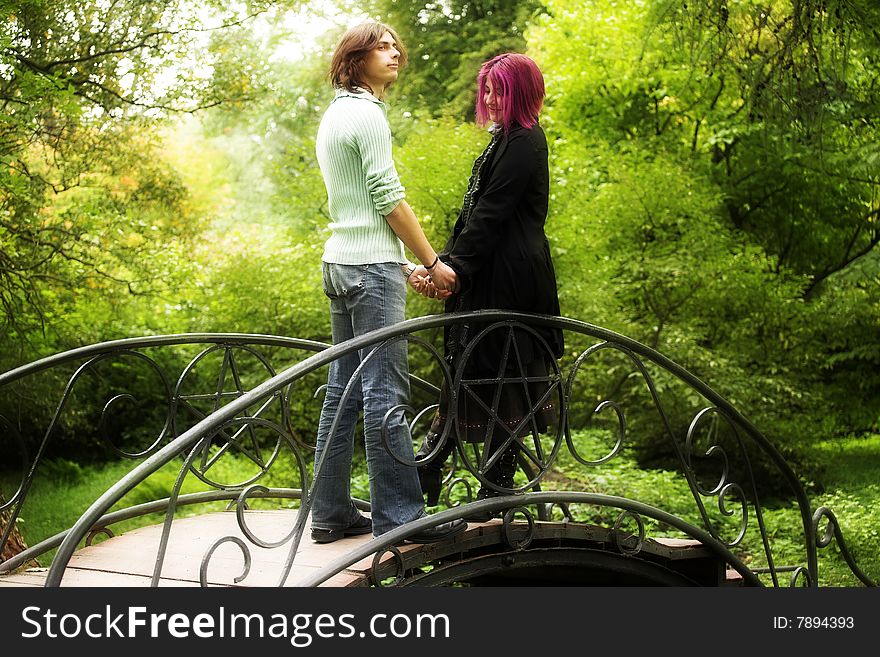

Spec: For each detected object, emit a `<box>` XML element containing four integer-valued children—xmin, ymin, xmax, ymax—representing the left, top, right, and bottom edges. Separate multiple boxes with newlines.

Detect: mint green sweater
<box><xmin>315</xmin><ymin>89</ymin><xmax>406</xmax><ymax>265</ymax></box>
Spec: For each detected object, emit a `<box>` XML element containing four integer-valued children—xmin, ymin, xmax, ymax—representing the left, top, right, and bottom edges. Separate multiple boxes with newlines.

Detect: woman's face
<box><xmin>483</xmin><ymin>78</ymin><xmax>502</xmax><ymax>123</ymax></box>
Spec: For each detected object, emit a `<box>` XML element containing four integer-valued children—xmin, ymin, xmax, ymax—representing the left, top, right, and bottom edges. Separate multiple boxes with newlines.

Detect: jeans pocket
<box><xmin>321</xmin><ymin>263</ymin><xmax>336</xmax><ymax>299</ymax></box>
<box><xmin>323</xmin><ymin>262</ymin><xmax>368</xmax><ymax>298</ymax></box>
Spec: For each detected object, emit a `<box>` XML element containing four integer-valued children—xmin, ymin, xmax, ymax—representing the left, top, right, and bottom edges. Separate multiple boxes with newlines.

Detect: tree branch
<box><xmin>803</xmin><ymin>209</ymin><xmax>880</xmax><ymax>299</ymax></box>
<box><xmin>2</xmin><ymin>10</ymin><xmax>267</xmax><ymax>71</ymax></box>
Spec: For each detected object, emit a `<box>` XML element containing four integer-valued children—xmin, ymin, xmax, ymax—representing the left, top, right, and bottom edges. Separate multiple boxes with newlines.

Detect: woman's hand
<box><xmin>426</xmin><ymin>260</ymin><xmax>458</xmax><ymax>293</ymax></box>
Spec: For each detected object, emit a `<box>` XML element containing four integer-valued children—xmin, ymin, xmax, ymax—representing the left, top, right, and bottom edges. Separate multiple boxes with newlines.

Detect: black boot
<box><xmin>464</xmin><ymin>446</ymin><xmax>518</xmax><ymax>522</ymax></box>
<box><xmin>415</xmin><ymin>430</ymin><xmax>454</xmax><ymax>506</ymax></box>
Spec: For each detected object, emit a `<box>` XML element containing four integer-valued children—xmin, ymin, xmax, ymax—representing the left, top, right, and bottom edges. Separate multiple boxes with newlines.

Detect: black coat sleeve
<box><xmin>444</xmin><ymin>132</ymin><xmax>537</xmax><ymax>278</ymax></box>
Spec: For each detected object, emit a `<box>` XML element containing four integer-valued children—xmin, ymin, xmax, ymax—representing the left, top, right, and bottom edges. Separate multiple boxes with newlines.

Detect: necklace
<box><xmin>459</xmin><ymin>130</ymin><xmax>502</xmax><ymax>226</ymax></box>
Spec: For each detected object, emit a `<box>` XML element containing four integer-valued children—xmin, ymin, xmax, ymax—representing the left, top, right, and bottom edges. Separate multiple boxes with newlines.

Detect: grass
<box><xmin>797</xmin><ymin>434</ymin><xmax>880</xmax><ymax>585</ymax></box>
<box><xmin>3</xmin><ymin>432</ymin><xmax>878</xmax><ymax>587</ymax></box>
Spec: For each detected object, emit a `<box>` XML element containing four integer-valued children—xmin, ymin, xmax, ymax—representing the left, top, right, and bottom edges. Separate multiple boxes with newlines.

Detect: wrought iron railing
<box><xmin>0</xmin><ymin>312</ymin><xmax>874</xmax><ymax>587</ymax></box>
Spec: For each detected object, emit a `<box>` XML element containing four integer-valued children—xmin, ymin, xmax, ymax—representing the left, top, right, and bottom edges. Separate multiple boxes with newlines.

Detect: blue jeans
<box><xmin>310</xmin><ymin>262</ymin><xmax>425</xmax><ymax>536</ymax></box>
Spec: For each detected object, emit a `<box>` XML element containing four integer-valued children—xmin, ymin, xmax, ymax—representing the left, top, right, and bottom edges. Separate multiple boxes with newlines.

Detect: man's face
<box><xmin>362</xmin><ymin>31</ymin><xmax>400</xmax><ymax>94</ymax></box>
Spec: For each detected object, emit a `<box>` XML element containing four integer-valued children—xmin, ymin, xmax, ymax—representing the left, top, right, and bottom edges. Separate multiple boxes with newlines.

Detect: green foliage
<box><xmin>550</xmin><ymin>430</ymin><xmax>710</xmax><ymax>525</ymax></box>
<box><xmin>393</xmin><ymin>118</ymin><xmax>487</xmax><ymax>254</ymax></box>
<box><xmin>740</xmin><ymin>434</ymin><xmax>880</xmax><ymax>586</ymax></box>
<box><xmin>0</xmin><ymin>0</ymin><xmax>305</xmax><ymax>360</ymax></box>
<box><xmin>0</xmin><ymin>458</ymin><xmax>141</xmax><ymax>565</ymax></box>
<box><xmin>38</xmin><ymin>458</ymin><xmax>85</xmax><ymax>485</ymax></box>
<box><xmin>355</xmin><ymin>0</ymin><xmax>540</xmax><ymax>118</ymax></box>
<box><xmin>528</xmin><ymin>0</ymin><xmax>880</xmax><ymax>473</ymax></box>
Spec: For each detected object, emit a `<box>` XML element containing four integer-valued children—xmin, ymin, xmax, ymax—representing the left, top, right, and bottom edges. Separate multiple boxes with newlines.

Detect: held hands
<box><xmin>407</xmin><ymin>263</ymin><xmax>459</xmax><ymax>300</ymax></box>
<box><xmin>427</xmin><ymin>259</ymin><xmax>458</xmax><ymax>293</ymax></box>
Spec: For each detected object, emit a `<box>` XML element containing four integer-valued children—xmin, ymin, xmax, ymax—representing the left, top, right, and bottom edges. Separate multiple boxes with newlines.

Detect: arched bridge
<box><xmin>0</xmin><ymin>312</ymin><xmax>874</xmax><ymax>587</ymax></box>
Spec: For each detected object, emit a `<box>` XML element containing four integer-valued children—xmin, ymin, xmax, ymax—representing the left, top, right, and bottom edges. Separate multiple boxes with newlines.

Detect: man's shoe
<box><xmin>405</xmin><ymin>518</ymin><xmax>467</xmax><ymax>544</ymax></box>
<box><xmin>311</xmin><ymin>514</ymin><xmax>372</xmax><ymax>544</ymax></box>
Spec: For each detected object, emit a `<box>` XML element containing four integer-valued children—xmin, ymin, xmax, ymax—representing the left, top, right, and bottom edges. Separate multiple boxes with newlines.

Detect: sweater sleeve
<box><xmin>445</xmin><ymin>132</ymin><xmax>538</xmax><ymax>277</ymax></box>
<box><xmin>348</xmin><ymin>104</ymin><xmax>406</xmax><ymax>216</ymax></box>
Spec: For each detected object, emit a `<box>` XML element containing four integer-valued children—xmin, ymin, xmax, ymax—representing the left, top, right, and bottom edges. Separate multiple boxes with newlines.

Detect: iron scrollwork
<box><xmin>0</xmin><ymin>316</ymin><xmax>875</xmax><ymax>588</ymax></box>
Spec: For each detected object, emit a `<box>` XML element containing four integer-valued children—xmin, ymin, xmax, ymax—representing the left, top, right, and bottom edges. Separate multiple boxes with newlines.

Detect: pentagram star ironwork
<box><xmin>456</xmin><ymin>323</ymin><xmax>562</xmax><ymax>481</ymax></box>
<box><xmin>175</xmin><ymin>345</ymin><xmax>279</xmax><ymax>480</ymax></box>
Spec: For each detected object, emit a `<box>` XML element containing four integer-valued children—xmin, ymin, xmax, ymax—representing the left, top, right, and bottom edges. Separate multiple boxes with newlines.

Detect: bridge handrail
<box><xmin>39</xmin><ymin>315</ymin><xmax>461</xmax><ymax>586</ymax></box>
<box><xmin>0</xmin><ymin>333</ymin><xmax>333</xmax><ymax>565</ymax></box>
<box><xmin>0</xmin><ymin>333</ymin><xmax>330</xmax><ymax>388</ymax></box>
<box><xmin>1</xmin><ymin>331</ymin><xmax>444</xmax><ymax>569</ymax></box>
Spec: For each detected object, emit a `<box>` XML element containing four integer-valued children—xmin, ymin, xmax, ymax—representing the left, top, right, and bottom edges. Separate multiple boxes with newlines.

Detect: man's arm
<box><xmin>385</xmin><ymin>200</ymin><xmax>457</xmax><ymax>291</ymax></box>
<box><xmin>349</xmin><ymin>103</ymin><xmax>456</xmax><ymax>291</ymax></box>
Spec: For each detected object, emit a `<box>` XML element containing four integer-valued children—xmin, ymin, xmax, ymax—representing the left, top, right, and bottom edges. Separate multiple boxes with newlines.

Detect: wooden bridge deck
<box><xmin>0</xmin><ymin>509</ymin><xmax>740</xmax><ymax>587</ymax></box>
<box><xmin>0</xmin><ymin>510</ymin><xmax>395</xmax><ymax>587</ymax></box>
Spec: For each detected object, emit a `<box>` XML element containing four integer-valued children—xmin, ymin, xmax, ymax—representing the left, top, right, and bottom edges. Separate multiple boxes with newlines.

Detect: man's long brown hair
<box><xmin>329</xmin><ymin>22</ymin><xmax>408</xmax><ymax>94</ymax></box>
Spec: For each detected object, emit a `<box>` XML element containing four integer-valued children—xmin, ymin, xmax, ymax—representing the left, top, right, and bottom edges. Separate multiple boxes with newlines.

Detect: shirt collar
<box><xmin>333</xmin><ymin>86</ymin><xmax>385</xmax><ymax>106</ymax></box>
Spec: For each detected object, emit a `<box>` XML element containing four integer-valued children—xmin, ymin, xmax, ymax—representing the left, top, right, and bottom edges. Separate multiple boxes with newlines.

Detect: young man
<box><xmin>310</xmin><ymin>21</ymin><xmax>466</xmax><ymax>544</ymax></box>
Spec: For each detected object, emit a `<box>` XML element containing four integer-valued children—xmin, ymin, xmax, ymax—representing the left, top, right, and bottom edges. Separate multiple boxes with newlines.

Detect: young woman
<box><xmin>413</xmin><ymin>53</ymin><xmax>564</xmax><ymax>517</ymax></box>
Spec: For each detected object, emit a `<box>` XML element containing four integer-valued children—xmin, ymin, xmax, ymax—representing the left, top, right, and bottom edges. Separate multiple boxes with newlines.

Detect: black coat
<box><xmin>440</xmin><ymin>123</ymin><xmax>564</xmax><ymax>377</ymax></box>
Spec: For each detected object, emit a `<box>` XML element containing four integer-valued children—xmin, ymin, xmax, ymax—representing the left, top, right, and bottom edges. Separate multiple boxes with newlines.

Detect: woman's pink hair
<box><xmin>475</xmin><ymin>53</ymin><xmax>545</xmax><ymax>132</ymax></box>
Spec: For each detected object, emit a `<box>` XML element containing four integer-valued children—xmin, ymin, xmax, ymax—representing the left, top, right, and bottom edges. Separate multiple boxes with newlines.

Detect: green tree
<box><xmin>355</xmin><ymin>0</ymin><xmax>541</xmax><ymax>118</ymax></box>
<box><xmin>529</xmin><ymin>0</ymin><xmax>880</xmax><ymax>471</ymax></box>
<box><xmin>0</xmin><ymin>0</ymin><xmax>299</xmax><ymax>351</ymax></box>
